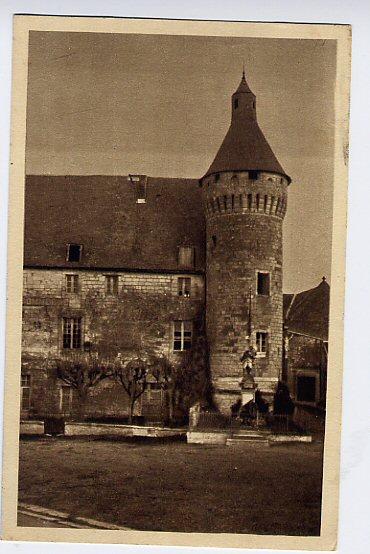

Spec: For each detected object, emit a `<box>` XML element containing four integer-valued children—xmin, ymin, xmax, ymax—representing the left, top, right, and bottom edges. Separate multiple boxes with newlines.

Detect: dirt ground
<box><xmin>18</xmin><ymin>437</ymin><xmax>324</xmax><ymax>535</ymax></box>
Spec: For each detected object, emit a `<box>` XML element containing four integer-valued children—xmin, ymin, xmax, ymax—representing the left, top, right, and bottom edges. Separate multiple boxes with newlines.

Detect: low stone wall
<box><xmin>20</xmin><ymin>420</ymin><xmax>186</xmax><ymax>439</ymax></box>
<box><xmin>187</xmin><ymin>431</ymin><xmax>229</xmax><ymax>445</ymax></box>
<box><xmin>269</xmin><ymin>434</ymin><xmax>312</xmax><ymax>444</ymax></box>
<box><xmin>65</xmin><ymin>422</ymin><xmax>186</xmax><ymax>438</ymax></box>
<box><xmin>20</xmin><ymin>420</ymin><xmax>44</xmax><ymax>435</ymax></box>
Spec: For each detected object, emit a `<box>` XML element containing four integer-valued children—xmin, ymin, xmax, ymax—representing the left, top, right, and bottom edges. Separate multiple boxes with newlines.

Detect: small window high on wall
<box><xmin>178</xmin><ymin>246</ymin><xmax>195</xmax><ymax>269</ymax></box>
<box><xmin>257</xmin><ymin>271</ymin><xmax>270</xmax><ymax>296</ymax></box>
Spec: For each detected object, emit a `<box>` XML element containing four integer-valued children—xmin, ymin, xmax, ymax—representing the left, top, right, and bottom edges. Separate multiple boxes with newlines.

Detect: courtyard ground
<box><xmin>18</xmin><ymin>437</ymin><xmax>323</xmax><ymax>536</ymax></box>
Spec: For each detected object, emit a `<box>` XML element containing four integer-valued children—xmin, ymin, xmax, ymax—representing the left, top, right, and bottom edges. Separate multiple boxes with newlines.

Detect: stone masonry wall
<box><xmin>202</xmin><ymin>171</ymin><xmax>288</xmax><ymax>408</ymax></box>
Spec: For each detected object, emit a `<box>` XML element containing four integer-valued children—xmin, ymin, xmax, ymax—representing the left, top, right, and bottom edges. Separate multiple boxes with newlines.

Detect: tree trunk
<box><xmin>128</xmin><ymin>396</ymin><xmax>136</xmax><ymax>425</ymax></box>
<box><xmin>76</xmin><ymin>390</ymin><xmax>88</xmax><ymax>422</ymax></box>
<box><xmin>168</xmin><ymin>388</ymin><xmax>174</xmax><ymax>424</ymax></box>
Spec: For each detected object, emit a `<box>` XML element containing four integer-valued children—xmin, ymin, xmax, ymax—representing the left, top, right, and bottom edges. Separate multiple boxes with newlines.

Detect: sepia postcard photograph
<box><xmin>2</xmin><ymin>15</ymin><xmax>351</xmax><ymax>551</ymax></box>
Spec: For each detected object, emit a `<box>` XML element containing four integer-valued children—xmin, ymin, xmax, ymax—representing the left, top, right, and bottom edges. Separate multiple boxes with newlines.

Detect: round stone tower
<box><xmin>200</xmin><ymin>71</ymin><xmax>291</xmax><ymax>412</ymax></box>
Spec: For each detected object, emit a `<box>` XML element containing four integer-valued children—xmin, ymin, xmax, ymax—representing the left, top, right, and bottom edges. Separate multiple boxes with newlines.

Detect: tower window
<box><xmin>256</xmin><ymin>193</ymin><xmax>260</xmax><ymax>211</ymax></box>
<box><xmin>264</xmin><ymin>195</ymin><xmax>268</xmax><ymax>212</ymax></box>
<box><xmin>257</xmin><ymin>271</ymin><xmax>270</xmax><ymax>296</ymax></box>
<box><xmin>248</xmin><ymin>194</ymin><xmax>252</xmax><ymax>210</ymax></box>
<box><xmin>65</xmin><ymin>274</ymin><xmax>79</xmax><ymax>293</ymax></box>
<box><xmin>62</xmin><ymin>317</ymin><xmax>82</xmax><ymax>349</ymax></box>
<box><xmin>212</xmin><ymin>235</ymin><xmax>217</xmax><ymax>247</ymax></box>
<box><xmin>178</xmin><ymin>246</ymin><xmax>195</xmax><ymax>269</ymax></box>
<box><xmin>249</xmin><ymin>170</ymin><xmax>259</xmax><ymax>181</ymax></box>
<box><xmin>173</xmin><ymin>320</ymin><xmax>193</xmax><ymax>351</ymax></box>
<box><xmin>256</xmin><ymin>331</ymin><xmax>268</xmax><ymax>357</ymax></box>
<box><xmin>215</xmin><ymin>173</ymin><xmax>220</xmax><ymax>182</ymax></box>
<box><xmin>178</xmin><ymin>277</ymin><xmax>191</xmax><ymax>297</ymax></box>
<box><xmin>234</xmin><ymin>98</ymin><xmax>239</xmax><ymax>109</ymax></box>
<box><xmin>67</xmin><ymin>243</ymin><xmax>82</xmax><ymax>263</ymax></box>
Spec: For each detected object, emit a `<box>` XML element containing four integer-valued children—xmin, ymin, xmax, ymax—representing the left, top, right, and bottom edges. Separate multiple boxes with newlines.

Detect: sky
<box><xmin>25</xmin><ymin>31</ymin><xmax>336</xmax><ymax>293</ymax></box>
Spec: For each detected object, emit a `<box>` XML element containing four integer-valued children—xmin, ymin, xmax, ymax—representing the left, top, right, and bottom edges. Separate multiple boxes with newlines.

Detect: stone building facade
<box><xmin>21</xmin><ymin>268</ymin><xmax>205</xmax><ymax>421</ymax></box>
<box><xmin>21</xmin><ymin>72</ymin><xmax>295</xmax><ymax>421</ymax></box>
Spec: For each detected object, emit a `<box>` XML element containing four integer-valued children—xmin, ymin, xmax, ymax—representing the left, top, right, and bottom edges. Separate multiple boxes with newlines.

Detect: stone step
<box><xmin>231</xmin><ymin>429</ymin><xmax>271</xmax><ymax>437</ymax></box>
<box><xmin>226</xmin><ymin>434</ymin><xmax>269</xmax><ymax>445</ymax></box>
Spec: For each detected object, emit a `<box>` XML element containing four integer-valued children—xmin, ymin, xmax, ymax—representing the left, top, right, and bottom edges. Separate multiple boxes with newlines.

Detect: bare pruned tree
<box><xmin>50</xmin><ymin>351</ymin><xmax>114</xmax><ymax>420</ymax></box>
<box><xmin>114</xmin><ymin>354</ymin><xmax>149</xmax><ymax>424</ymax></box>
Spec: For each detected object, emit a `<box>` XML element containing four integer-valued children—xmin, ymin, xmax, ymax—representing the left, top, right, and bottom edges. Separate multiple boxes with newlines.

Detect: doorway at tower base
<box><xmin>212</xmin><ymin>376</ymin><xmax>279</xmax><ymax>416</ymax></box>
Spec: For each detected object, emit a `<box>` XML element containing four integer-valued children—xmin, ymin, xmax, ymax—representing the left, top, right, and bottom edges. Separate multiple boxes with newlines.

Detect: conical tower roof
<box><xmin>203</xmin><ymin>73</ymin><xmax>290</xmax><ymax>182</ymax></box>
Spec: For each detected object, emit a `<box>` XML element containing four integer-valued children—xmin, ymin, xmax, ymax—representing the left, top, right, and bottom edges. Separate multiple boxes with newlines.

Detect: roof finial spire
<box><xmin>242</xmin><ymin>62</ymin><xmax>246</xmax><ymax>80</ymax></box>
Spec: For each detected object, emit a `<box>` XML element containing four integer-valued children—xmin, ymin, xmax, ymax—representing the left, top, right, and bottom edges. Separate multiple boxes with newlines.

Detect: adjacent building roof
<box><xmin>24</xmin><ymin>175</ymin><xmax>205</xmax><ymax>273</ymax></box>
<box><xmin>203</xmin><ymin>75</ymin><xmax>290</xmax><ymax>181</ymax></box>
<box><xmin>283</xmin><ymin>279</ymin><xmax>330</xmax><ymax>341</ymax></box>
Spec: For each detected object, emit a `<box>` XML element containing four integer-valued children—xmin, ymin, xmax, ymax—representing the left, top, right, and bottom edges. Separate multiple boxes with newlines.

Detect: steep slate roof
<box><xmin>204</xmin><ymin>75</ymin><xmax>290</xmax><ymax>181</ymax></box>
<box><xmin>283</xmin><ymin>279</ymin><xmax>330</xmax><ymax>341</ymax></box>
<box><xmin>24</xmin><ymin>175</ymin><xmax>205</xmax><ymax>272</ymax></box>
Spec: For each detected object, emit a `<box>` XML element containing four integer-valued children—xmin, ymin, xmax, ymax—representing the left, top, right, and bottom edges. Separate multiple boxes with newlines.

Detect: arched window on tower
<box><xmin>234</xmin><ymin>98</ymin><xmax>239</xmax><ymax>109</ymax></box>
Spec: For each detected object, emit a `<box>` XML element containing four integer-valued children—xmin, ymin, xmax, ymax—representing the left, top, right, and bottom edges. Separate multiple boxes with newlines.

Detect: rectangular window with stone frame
<box><xmin>65</xmin><ymin>274</ymin><xmax>79</xmax><ymax>293</ymax></box>
<box><xmin>60</xmin><ymin>385</ymin><xmax>73</xmax><ymax>414</ymax></box>
<box><xmin>177</xmin><ymin>277</ymin><xmax>191</xmax><ymax>297</ymax></box>
<box><xmin>173</xmin><ymin>320</ymin><xmax>193</xmax><ymax>351</ymax></box>
<box><xmin>105</xmin><ymin>274</ymin><xmax>119</xmax><ymax>295</ymax></box>
<box><xmin>62</xmin><ymin>317</ymin><xmax>82</xmax><ymax>349</ymax></box>
<box><xmin>21</xmin><ymin>374</ymin><xmax>31</xmax><ymax>411</ymax></box>
<box><xmin>257</xmin><ymin>271</ymin><xmax>270</xmax><ymax>296</ymax></box>
<box><xmin>256</xmin><ymin>331</ymin><xmax>268</xmax><ymax>357</ymax></box>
